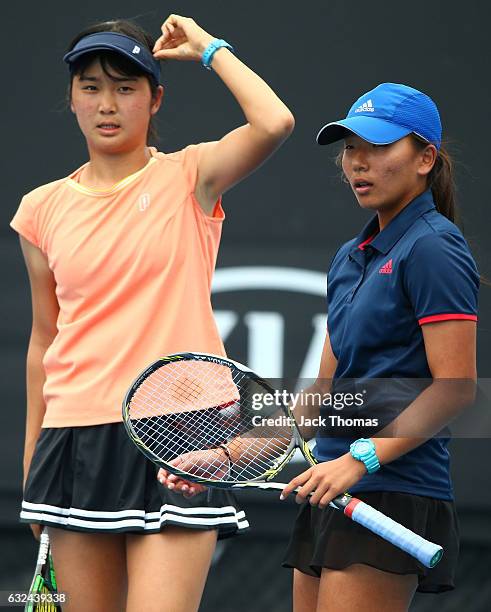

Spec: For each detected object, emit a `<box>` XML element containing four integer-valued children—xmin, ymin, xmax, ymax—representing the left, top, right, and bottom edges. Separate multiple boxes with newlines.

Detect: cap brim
<box><xmin>316</xmin><ymin>116</ymin><xmax>412</xmax><ymax>145</ymax></box>
<box><xmin>63</xmin><ymin>44</ymin><xmax>153</xmax><ymax>79</ymax></box>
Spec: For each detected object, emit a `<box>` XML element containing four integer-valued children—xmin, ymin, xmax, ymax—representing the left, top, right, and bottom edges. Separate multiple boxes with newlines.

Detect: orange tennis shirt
<box><xmin>11</xmin><ymin>145</ymin><xmax>226</xmax><ymax>427</ymax></box>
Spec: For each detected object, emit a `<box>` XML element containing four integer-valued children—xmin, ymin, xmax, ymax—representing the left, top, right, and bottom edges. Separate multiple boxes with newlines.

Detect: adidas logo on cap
<box><xmin>355</xmin><ymin>99</ymin><xmax>375</xmax><ymax>113</ymax></box>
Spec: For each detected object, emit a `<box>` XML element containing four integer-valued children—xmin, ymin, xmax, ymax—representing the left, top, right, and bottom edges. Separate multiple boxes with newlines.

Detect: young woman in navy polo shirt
<box><xmin>160</xmin><ymin>82</ymin><xmax>478</xmax><ymax>609</ymax></box>
<box><xmin>281</xmin><ymin>83</ymin><xmax>478</xmax><ymax>611</ymax></box>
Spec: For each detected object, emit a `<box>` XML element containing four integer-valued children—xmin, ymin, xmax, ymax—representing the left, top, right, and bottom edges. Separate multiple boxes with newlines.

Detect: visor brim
<box><xmin>63</xmin><ymin>44</ymin><xmax>159</xmax><ymax>84</ymax></box>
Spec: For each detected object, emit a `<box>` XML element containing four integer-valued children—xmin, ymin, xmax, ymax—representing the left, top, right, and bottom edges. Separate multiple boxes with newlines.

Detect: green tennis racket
<box><xmin>25</xmin><ymin>530</ymin><xmax>62</xmax><ymax>612</ymax></box>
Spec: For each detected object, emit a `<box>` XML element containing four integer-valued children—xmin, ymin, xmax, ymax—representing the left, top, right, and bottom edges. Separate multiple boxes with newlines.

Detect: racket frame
<box><xmin>123</xmin><ymin>352</ymin><xmax>304</xmax><ymax>486</ymax></box>
<box><xmin>123</xmin><ymin>352</ymin><xmax>443</xmax><ymax>568</ymax></box>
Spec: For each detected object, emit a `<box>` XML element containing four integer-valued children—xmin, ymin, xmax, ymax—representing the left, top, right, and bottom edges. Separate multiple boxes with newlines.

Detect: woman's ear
<box><xmin>151</xmin><ymin>85</ymin><xmax>164</xmax><ymax>115</ymax></box>
<box><xmin>418</xmin><ymin>144</ymin><xmax>438</xmax><ymax>177</ymax></box>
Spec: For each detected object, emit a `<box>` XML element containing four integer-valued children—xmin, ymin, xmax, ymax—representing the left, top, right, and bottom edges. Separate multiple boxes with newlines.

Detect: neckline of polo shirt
<box><xmin>350</xmin><ymin>215</ymin><xmax>380</xmax><ymax>257</ymax></box>
<box><xmin>365</xmin><ymin>190</ymin><xmax>436</xmax><ymax>255</ymax></box>
<box><xmin>357</xmin><ymin>233</ymin><xmax>378</xmax><ymax>250</ymax></box>
<box><xmin>65</xmin><ymin>150</ymin><xmax>158</xmax><ymax>197</ymax></box>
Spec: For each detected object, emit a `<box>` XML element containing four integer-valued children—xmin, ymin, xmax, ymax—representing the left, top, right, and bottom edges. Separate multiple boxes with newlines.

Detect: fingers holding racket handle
<box><xmin>345</xmin><ymin>500</ymin><xmax>443</xmax><ymax>568</ymax></box>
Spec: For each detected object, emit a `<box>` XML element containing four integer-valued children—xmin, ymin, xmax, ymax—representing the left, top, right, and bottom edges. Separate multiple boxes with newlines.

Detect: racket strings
<box><xmin>128</xmin><ymin>359</ymin><xmax>293</xmax><ymax>482</ymax></box>
<box><xmin>131</xmin><ymin>360</ymin><xmax>240</xmax><ymax>416</ymax></box>
<box><xmin>131</xmin><ymin>396</ymin><xmax>243</xmax><ymax>456</ymax></box>
<box><xmin>227</xmin><ymin>436</ymin><xmax>291</xmax><ymax>480</ymax></box>
<box><xmin>30</xmin><ymin>568</ymin><xmax>59</xmax><ymax>611</ymax></box>
<box><xmin>130</xmin><ymin>361</ymin><xmax>247</xmax><ymax>439</ymax></box>
<box><xmin>131</xmin><ymin>361</ymin><xmax>242</xmax><ymax>441</ymax></box>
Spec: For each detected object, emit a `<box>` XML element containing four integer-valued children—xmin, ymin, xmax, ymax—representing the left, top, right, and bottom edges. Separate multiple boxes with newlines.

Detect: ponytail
<box><xmin>427</xmin><ymin>144</ymin><xmax>457</xmax><ymax>223</ymax></box>
<box><xmin>412</xmin><ymin>137</ymin><xmax>458</xmax><ymax>223</ymax></box>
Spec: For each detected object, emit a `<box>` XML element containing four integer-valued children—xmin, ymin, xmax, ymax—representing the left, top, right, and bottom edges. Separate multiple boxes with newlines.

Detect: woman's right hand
<box><xmin>153</xmin><ymin>14</ymin><xmax>215</xmax><ymax>62</ymax></box>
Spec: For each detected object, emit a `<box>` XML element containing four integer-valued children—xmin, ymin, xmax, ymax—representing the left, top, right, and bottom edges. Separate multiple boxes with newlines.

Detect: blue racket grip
<box><xmin>348</xmin><ymin>500</ymin><xmax>443</xmax><ymax>568</ymax></box>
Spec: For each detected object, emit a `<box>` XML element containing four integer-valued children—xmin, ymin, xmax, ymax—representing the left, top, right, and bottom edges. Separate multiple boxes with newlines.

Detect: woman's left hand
<box><xmin>281</xmin><ymin>453</ymin><xmax>367</xmax><ymax>508</ymax></box>
<box><xmin>157</xmin><ymin>447</ymin><xmax>230</xmax><ymax>497</ymax></box>
<box><xmin>153</xmin><ymin>15</ymin><xmax>215</xmax><ymax>62</ymax></box>
<box><xmin>158</xmin><ymin>468</ymin><xmax>207</xmax><ymax>497</ymax></box>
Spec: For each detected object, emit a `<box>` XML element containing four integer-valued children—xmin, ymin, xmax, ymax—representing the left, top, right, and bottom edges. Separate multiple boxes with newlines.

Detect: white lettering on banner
<box><xmin>244</xmin><ymin>312</ymin><xmax>284</xmax><ymax>378</ymax></box>
<box><xmin>212</xmin><ymin>266</ymin><xmax>327</xmax><ymax>463</ymax></box>
<box><xmin>297</xmin><ymin>313</ymin><xmax>328</xmax><ymax>383</ymax></box>
<box><xmin>213</xmin><ymin>311</ymin><xmax>238</xmax><ymax>340</ymax></box>
<box><xmin>212</xmin><ymin>266</ymin><xmax>326</xmax><ymax>296</ymax></box>
<box><xmin>212</xmin><ymin>267</ymin><xmax>326</xmax><ymax>378</ymax></box>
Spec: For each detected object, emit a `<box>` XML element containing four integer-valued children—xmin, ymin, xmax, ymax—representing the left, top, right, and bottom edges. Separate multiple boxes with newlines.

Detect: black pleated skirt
<box><xmin>20</xmin><ymin>422</ymin><xmax>249</xmax><ymax>539</ymax></box>
<box><xmin>283</xmin><ymin>490</ymin><xmax>459</xmax><ymax>593</ymax></box>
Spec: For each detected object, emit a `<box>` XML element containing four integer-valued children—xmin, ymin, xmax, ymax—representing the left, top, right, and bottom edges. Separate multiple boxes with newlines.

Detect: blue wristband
<box><xmin>201</xmin><ymin>39</ymin><xmax>234</xmax><ymax>70</ymax></box>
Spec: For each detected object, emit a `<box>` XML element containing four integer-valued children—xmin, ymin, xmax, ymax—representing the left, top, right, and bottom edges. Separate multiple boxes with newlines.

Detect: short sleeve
<box><xmin>180</xmin><ymin>143</ymin><xmax>201</xmax><ymax>189</ymax></box>
<box><xmin>10</xmin><ymin>194</ymin><xmax>40</xmax><ymax>247</ymax></box>
<box><xmin>404</xmin><ymin>231</ymin><xmax>479</xmax><ymax>326</ymax></box>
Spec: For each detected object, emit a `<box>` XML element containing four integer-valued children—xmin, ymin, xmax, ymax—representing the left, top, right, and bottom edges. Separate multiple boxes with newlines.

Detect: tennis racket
<box><xmin>25</xmin><ymin>529</ymin><xmax>61</xmax><ymax>612</ymax></box>
<box><xmin>122</xmin><ymin>352</ymin><xmax>443</xmax><ymax>568</ymax></box>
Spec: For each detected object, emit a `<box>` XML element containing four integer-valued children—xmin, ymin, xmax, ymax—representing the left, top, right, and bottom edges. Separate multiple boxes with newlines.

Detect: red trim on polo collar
<box><xmin>358</xmin><ymin>234</ymin><xmax>378</xmax><ymax>250</ymax></box>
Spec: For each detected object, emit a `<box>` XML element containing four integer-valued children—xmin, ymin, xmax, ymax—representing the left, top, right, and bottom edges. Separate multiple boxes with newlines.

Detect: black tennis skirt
<box><xmin>20</xmin><ymin>422</ymin><xmax>249</xmax><ymax>539</ymax></box>
<box><xmin>283</xmin><ymin>490</ymin><xmax>459</xmax><ymax>593</ymax></box>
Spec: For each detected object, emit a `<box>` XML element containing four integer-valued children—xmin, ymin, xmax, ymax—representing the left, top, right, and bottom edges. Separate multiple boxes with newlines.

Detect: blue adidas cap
<box><xmin>63</xmin><ymin>32</ymin><xmax>161</xmax><ymax>85</ymax></box>
<box><xmin>316</xmin><ymin>83</ymin><xmax>441</xmax><ymax>149</ymax></box>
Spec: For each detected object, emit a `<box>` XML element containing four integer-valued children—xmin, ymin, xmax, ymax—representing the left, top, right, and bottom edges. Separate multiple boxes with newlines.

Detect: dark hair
<box><xmin>66</xmin><ymin>20</ymin><xmax>160</xmax><ymax>143</ymax></box>
<box><xmin>335</xmin><ymin>135</ymin><xmax>458</xmax><ymax>223</ymax></box>
<box><xmin>411</xmin><ymin>136</ymin><xmax>457</xmax><ymax>223</ymax></box>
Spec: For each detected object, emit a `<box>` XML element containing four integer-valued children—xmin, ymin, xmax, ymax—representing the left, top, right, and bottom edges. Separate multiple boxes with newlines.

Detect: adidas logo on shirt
<box><xmin>379</xmin><ymin>259</ymin><xmax>393</xmax><ymax>274</ymax></box>
<box><xmin>355</xmin><ymin>99</ymin><xmax>375</xmax><ymax>113</ymax></box>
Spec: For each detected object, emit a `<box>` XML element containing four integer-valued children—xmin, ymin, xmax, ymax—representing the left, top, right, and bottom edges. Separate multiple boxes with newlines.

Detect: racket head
<box><xmin>123</xmin><ymin>352</ymin><xmax>298</xmax><ymax>486</ymax></box>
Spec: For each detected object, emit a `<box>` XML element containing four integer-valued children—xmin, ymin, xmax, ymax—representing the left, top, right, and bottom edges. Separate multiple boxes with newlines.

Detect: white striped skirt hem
<box><xmin>21</xmin><ymin>500</ymin><xmax>250</xmax><ymax>534</ymax></box>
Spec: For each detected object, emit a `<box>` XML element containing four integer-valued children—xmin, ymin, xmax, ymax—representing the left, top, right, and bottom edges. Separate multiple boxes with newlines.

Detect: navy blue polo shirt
<box><xmin>316</xmin><ymin>189</ymin><xmax>479</xmax><ymax>499</ymax></box>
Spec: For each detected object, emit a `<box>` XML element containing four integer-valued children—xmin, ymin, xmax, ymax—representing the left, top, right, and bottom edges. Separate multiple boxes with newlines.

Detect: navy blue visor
<box><xmin>63</xmin><ymin>32</ymin><xmax>161</xmax><ymax>85</ymax></box>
